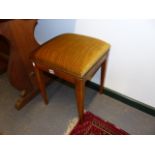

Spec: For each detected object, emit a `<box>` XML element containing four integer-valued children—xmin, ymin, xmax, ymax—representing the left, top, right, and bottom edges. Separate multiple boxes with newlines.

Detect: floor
<box><xmin>0</xmin><ymin>73</ymin><xmax>155</xmax><ymax>135</ymax></box>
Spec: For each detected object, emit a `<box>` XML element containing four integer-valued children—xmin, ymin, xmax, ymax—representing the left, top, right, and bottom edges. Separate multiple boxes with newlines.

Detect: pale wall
<box><xmin>35</xmin><ymin>19</ymin><xmax>76</xmax><ymax>44</ymax></box>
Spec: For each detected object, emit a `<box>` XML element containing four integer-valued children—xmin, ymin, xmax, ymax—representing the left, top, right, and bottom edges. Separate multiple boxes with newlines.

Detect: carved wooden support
<box><xmin>0</xmin><ymin>19</ymin><xmax>42</xmax><ymax>109</ymax></box>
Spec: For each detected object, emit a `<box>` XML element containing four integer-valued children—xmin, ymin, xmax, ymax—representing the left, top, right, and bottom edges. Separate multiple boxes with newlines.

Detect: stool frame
<box><xmin>32</xmin><ymin>51</ymin><xmax>109</xmax><ymax>121</ymax></box>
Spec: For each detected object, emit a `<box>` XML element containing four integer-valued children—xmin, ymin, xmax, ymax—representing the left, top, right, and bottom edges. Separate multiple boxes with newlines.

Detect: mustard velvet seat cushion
<box><xmin>32</xmin><ymin>33</ymin><xmax>110</xmax><ymax>77</ymax></box>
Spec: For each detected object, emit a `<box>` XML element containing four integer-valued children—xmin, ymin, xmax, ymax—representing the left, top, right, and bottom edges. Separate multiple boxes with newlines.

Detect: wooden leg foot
<box><xmin>75</xmin><ymin>79</ymin><xmax>85</xmax><ymax>122</ymax></box>
<box><xmin>99</xmin><ymin>58</ymin><xmax>108</xmax><ymax>94</ymax></box>
<box><xmin>33</xmin><ymin>65</ymin><xmax>48</xmax><ymax>104</ymax></box>
<box><xmin>15</xmin><ymin>88</ymin><xmax>37</xmax><ymax>110</ymax></box>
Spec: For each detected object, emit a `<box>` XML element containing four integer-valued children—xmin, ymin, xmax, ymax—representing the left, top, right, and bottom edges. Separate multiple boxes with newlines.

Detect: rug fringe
<box><xmin>64</xmin><ymin>117</ymin><xmax>78</xmax><ymax>135</ymax></box>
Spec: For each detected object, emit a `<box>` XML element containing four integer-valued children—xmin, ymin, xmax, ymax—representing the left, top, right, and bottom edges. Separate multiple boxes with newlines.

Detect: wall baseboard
<box><xmin>86</xmin><ymin>81</ymin><xmax>155</xmax><ymax>117</ymax></box>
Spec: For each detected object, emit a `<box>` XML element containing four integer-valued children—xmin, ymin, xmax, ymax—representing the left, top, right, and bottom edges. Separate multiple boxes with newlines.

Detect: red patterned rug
<box><xmin>69</xmin><ymin>112</ymin><xmax>129</xmax><ymax>135</ymax></box>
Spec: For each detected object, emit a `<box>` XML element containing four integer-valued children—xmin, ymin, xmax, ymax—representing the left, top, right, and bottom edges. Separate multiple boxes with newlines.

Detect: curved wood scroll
<box><xmin>0</xmin><ymin>20</ymin><xmax>41</xmax><ymax>109</ymax></box>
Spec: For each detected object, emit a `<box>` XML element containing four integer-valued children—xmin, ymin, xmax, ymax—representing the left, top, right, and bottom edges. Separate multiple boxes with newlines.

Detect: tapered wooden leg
<box><xmin>99</xmin><ymin>58</ymin><xmax>108</xmax><ymax>94</ymax></box>
<box><xmin>33</xmin><ymin>65</ymin><xmax>48</xmax><ymax>104</ymax></box>
<box><xmin>75</xmin><ymin>79</ymin><xmax>85</xmax><ymax>122</ymax></box>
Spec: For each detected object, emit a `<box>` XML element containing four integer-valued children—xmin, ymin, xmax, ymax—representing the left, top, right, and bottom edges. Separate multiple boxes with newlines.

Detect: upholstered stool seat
<box><xmin>31</xmin><ymin>33</ymin><xmax>110</xmax><ymax>121</ymax></box>
<box><xmin>32</xmin><ymin>33</ymin><xmax>110</xmax><ymax>77</ymax></box>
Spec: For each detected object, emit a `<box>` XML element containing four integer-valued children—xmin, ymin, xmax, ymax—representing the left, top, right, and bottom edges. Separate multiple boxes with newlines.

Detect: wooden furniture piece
<box><xmin>0</xmin><ymin>35</ymin><xmax>10</xmax><ymax>74</ymax></box>
<box><xmin>0</xmin><ymin>19</ymin><xmax>40</xmax><ymax>109</ymax></box>
<box><xmin>31</xmin><ymin>33</ymin><xmax>110</xmax><ymax>121</ymax></box>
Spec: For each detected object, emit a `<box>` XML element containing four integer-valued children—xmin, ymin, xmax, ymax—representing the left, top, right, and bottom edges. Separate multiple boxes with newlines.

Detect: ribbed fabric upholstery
<box><xmin>32</xmin><ymin>33</ymin><xmax>110</xmax><ymax>77</ymax></box>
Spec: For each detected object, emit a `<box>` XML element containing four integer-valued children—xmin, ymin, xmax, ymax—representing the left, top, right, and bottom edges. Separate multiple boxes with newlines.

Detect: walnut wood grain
<box><xmin>0</xmin><ymin>19</ymin><xmax>41</xmax><ymax>109</ymax></box>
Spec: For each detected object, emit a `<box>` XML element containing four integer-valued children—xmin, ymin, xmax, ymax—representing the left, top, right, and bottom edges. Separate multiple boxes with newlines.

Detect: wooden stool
<box><xmin>30</xmin><ymin>33</ymin><xmax>110</xmax><ymax>121</ymax></box>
